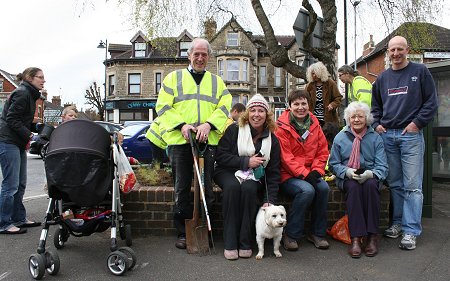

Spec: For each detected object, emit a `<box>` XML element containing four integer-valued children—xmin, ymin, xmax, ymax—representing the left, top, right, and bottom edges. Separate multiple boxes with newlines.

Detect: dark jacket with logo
<box><xmin>0</xmin><ymin>81</ymin><xmax>40</xmax><ymax>149</ymax></box>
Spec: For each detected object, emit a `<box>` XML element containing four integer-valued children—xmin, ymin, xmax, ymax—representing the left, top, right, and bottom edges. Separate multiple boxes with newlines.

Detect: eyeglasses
<box><xmin>338</xmin><ymin>73</ymin><xmax>345</xmax><ymax>78</ymax></box>
<box><xmin>34</xmin><ymin>75</ymin><xmax>45</xmax><ymax>80</ymax></box>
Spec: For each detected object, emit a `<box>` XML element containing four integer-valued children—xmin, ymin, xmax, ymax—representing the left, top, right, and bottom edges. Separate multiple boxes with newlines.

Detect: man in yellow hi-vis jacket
<box><xmin>338</xmin><ymin>65</ymin><xmax>372</xmax><ymax>107</ymax></box>
<box><xmin>156</xmin><ymin>38</ymin><xmax>231</xmax><ymax>250</ymax></box>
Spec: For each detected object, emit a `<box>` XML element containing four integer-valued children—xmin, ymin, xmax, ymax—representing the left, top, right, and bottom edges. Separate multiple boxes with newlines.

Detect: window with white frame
<box><xmin>218</xmin><ymin>59</ymin><xmax>224</xmax><ymax>78</ymax></box>
<box><xmin>128</xmin><ymin>73</ymin><xmax>141</xmax><ymax>95</ymax></box>
<box><xmin>274</xmin><ymin>108</ymin><xmax>284</xmax><ymax>121</ymax></box>
<box><xmin>227</xmin><ymin>60</ymin><xmax>240</xmax><ymax>81</ymax></box>
<box><xmin>108</xmin><ymin>75</ymin><xmax>115</xmax><ymax>96</ymax></box>
<box><xmin>180</xmin><ymin>41</ymin><xmax>190</xmax><ymax>57</ymax></box>
<box><xmin>134</xmin><ymin>42</ymin><xmax>146</xmax><ymax>57</ymax></box>
<box><xmin>155</xmin><ymin>72</ymin><xmax>162</xmax><ymax>94</ymax></box>
<box><xmin>275</xmin><ymin>67</ymin><xmax>282</xmax><ymax>87</ymax></box>
<box><xmin>242</xmin><ymin>60</ymin><xmax>248</xmax><ymax>81</ymax></box>
<box><xmin>259</xmin><ymin>65</ymin><xmax>267</xmax><ymax>87</ymax></box>
<box><xmin>0</xmin><ymin>79</ymin><xmax>3</xmax><ymax>92</ymax></box>
<box><xmin>227</xmin><ymin>32</ymin><xmax>239</xmax><ymax>46</ymax></box>
<box><xmin>296</xmin><ymin>58</ymin><xmax>306</xmax><ymax>85</ymax></box>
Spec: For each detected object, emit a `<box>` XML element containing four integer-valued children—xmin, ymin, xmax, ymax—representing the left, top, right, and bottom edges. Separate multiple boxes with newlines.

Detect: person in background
<box><xmin>61</xmin><ymin>105</ymin><xmax>78</xmax><ymax>122</ymax></box>
<box><xmin>214</xmin><ymin>94</ymin><xmax>280</xmax><ymax>260</ymax></box>
<box><xmin>225</xmin><ymin>103</ymin><xmax>246</xmax><ymax>127</ymax></box>
<box><xmin>275</xmin><ymin>89</ymin><xmax>330</xmax><ymax>251</ymax></box>
<box><xmin>305</xmin><ymin>62</ymin><xmax>342</xmax><ymax>127</ymax></box>
<box><xmin>338</xmin><ymin>65</ymin><xmax>372</xmax><ymax>107</ymax></box>
<box><xmin>156</xmin><ymin>38</ymin><xmax>231</xmax><ymax>250</ymax></box>
<box><xmin>0</xmin><ymin>67</ymin><xmax>45</xmax><ymax>234</ymax></box>
<box><xmin>145</xmin><ymin>118</ymin><xmax>168</xmax><ymax>168</ymax></box>
<box><xmin>329</xmin><ymin>101</ymin><xmax>388</xmax><ymax>258</ymax></box>
<box><xmin>372</xmin><ymin>36</ymin><xmax>438</xmax><ymax>250</ymax></box>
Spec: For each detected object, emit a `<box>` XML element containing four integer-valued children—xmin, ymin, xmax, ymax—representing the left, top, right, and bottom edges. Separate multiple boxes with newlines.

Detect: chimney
<box><xmin>362</xmin><ymin>34</ymin><xmax>375</xmax><ymax>57</ymax></box>
<box><xmin>51</xmin><ymin>95</ymin><xmax>61</xmax><ymax>107</ymax></box>
<box><xmin>203</xmin><ymin>17</ymin><xmax>217</xmax><ymax>41</ymax></box>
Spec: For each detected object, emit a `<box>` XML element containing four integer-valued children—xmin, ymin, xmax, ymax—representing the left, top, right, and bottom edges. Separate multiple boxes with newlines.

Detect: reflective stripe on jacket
<box><xmin>350</xmin><ymin>76</ymin><xmax>372</xmax><ymax>106</ymax></box>
<box><xmin>145</xmin><ymin>118</ymin><xmax>167</xmax><ymax>149</ymax></box>
<box><xmin>156</xmin><ymin>69</ymin><xmax>231</xmax><ymax>145</ymax></box>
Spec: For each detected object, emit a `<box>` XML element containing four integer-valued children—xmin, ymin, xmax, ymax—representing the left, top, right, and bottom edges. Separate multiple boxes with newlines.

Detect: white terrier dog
<box><xmin>255</xmin><ymin>204</ymin><xmax>287</xmax><ymax>260</ymax></box>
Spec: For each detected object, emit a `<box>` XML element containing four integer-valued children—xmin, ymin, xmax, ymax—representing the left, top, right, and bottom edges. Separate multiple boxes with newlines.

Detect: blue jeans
<box><xmin>280</xmin><ymin>177</ymin><xmax>329</xmax><ymax>239</ymax></box>
<box><xmin>381</xmin><ymin>129</ymin><xmax>424</xmax><ymax>236</ymax></box>
<box><xmin>0</xmin><ymin>142</ymin><xmax>28</xmax><ymax>231</ymax></box>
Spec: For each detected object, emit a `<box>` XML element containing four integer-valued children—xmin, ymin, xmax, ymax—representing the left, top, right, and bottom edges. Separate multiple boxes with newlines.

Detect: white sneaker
<box><xmin>399</xmin><ymin>234</ymin><xmax>416</xmax><ymax>250</ymax></box>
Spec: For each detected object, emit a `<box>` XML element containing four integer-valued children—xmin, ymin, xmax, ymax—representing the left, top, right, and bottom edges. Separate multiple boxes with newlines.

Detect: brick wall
<box><xmin>122</xmin><ymin>183</ymin><xmax>390</xmax><ymax>237</ymax></box>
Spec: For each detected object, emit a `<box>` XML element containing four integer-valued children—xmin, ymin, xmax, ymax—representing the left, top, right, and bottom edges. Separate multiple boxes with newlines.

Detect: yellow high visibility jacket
<box><xmin>145</xmin><ymin>118</ymin><xmax>167</xmax><ymax>149</ymax></box>
<box><xmin>156</xmin><ymin>69</ymin><xmax>231</xmax><ymax>145</ymax></box>
<box><xmin>349</xmin><ymin>76</ymin><xmax>372</xmax><ymax>107</ymax></box>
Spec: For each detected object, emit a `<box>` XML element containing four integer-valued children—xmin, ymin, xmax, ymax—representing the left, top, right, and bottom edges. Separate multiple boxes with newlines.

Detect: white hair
<box><xmin>344</xmin><ymin>101</ymin><xmax>373</xmax><ymax>125</ymax></box>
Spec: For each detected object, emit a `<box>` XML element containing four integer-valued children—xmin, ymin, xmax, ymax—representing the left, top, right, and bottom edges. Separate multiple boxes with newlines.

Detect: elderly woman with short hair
<box><xmin>329</xmin><ymin>101</ymin><xmax>388</xmax><ymax>258</ymax></box>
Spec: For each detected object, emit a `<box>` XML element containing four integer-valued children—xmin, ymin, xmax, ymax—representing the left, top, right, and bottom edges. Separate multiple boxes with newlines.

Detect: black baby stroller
<box><xmin>28</xmin><ymin>119</ymin><xmax>137</xmax><ymax>279</ymax></box>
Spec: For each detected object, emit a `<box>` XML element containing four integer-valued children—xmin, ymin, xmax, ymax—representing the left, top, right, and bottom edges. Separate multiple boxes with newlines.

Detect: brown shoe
<box><xmin>307</xmin><ymin>234</ymin><xmax>330</xmax><ymax>249</ymax></box>
<box><xmin>282</xmin><ymin>233</ymin><xmax>298</xmax><ymax>251</ymax></box>
<box><xmin>348</xmin><ymin>237</ymin><xmax>362</xmax><ymax>258</ymax></box>
<box><xmin>365</xmin><ymin>234</ymin><xmax>378</xmax><ymax>257</ymax></box>
<box><xmin>175</xmin><ymin>235</ymin><xmax>186</xmax><ymax>249</ymax></box>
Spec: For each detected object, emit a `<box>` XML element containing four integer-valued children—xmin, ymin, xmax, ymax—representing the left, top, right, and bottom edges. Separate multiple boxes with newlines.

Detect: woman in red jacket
<box><xmin>275</xmin><ymin>90</ymin><xmax>330</xmax><ymax>251</ymax></box>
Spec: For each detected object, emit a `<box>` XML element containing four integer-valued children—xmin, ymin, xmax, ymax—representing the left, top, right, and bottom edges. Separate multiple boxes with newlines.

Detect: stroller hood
<box><xmin>45</xmin><ymin>120</ymin><xmax>113</xmax><ymax>206</ymax></box>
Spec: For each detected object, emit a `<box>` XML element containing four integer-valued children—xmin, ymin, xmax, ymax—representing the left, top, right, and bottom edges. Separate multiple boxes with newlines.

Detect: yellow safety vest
<box><xmin>350</xmin><ymin>76</ymin><xmax>372</xmax><ymax>107</ymax></box>
<box><xmin>156</xmin><ymin>69</ymin><xmax>231</xmax><ymax>145</ymax></box>
<box><xmin>145</xmin><ymin>118</ymin><xmax>167</xmax><ymax>149</ymax></box>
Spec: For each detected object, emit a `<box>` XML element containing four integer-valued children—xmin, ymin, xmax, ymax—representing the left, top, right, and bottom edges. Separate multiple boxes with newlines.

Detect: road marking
<box><xmin>23</xmin><ymin>194</ymin><xmax>48</xmax><ymax>202</ymax></box>
<box><xmin>0</xmin><ymin>272</ymin><xmax>11</xmax><ymax>280</ymax></box>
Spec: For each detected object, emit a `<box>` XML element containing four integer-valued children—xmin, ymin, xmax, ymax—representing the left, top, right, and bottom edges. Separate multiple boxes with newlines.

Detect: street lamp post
<box><xmin>352</xmin><ymin>0</ymin><xmax>361</xmax><ymax>71</ymax></box>
<box><xmin>344</xmin><ymin>0</ymin><xmax>349</xmax><ymax>106</ymax></box>
<box><xmin>97</xmin><ymin>39</ymin><xmax>108</xmax><ymax>121</ymax></box>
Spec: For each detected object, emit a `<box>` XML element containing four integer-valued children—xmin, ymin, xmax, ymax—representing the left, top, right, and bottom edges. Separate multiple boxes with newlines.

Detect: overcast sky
<box><xmin>2</xmin><ymin>1</ymin><xmax>450</xmax><ymax>112</ymax></box>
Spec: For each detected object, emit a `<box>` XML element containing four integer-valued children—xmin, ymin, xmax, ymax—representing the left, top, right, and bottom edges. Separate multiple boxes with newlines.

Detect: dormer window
<box><xmin>227</xmin><ymin>32</ymin><xmax>239</xmax><ymax>47</ymax></box>
<box><xmin>134</xmin><ymin>42</ymin><xmax>146</xmax><ymax>57</ymax></box>
<box><xmin>179</xmin><ymin>41</ymin><xmax>190</xmax><ymax>57</ymax></box>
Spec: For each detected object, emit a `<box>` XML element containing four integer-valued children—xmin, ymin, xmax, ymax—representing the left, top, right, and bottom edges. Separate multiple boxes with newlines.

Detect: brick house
<box><xmin>103</xmin><ymin>18</ymin><xmax>307</xmax><ymax>123</ymax></box>
<box><xmin>353</xmin><ymin>22</ymin><xmax>450</xmax><ymax>83</ymax></box>
<box><xmin>0</xmin><ymin>68</ymin><xmax>45</xmax><ymax>122</ymax></box>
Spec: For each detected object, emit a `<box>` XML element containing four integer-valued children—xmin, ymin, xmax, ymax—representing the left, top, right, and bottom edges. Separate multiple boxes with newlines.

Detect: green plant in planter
<box><xmin>135</xmin><ymin>161</ymin><xmax>173</xmax><ymax>186</ymax></box>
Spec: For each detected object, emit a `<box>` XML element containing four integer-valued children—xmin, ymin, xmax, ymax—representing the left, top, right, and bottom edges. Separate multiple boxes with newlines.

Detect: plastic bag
<box><xmin>114</xmin><ymin>144</ymin><xmax>137</xmax><ymax>193</ymax></box>
<box><xmin>326</xmin><ymin>214</ymin><xmax>351</xmax><ymax>245</ymax></box>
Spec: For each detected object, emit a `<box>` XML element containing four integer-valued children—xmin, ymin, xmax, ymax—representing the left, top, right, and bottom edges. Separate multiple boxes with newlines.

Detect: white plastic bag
<box><xmin>114</xmin><ymin>144</ymin><xmax>137</xmax><ymax>193</ymax></box>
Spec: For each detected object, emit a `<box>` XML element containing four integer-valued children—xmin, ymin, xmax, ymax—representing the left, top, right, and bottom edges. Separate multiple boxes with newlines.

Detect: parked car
<box><xmin>123</xmin><ymin>120</ymin><xmax>152</xmax><ymax>127</ymax></box>
<box><xmin>29</xmin><ymin>135</ymin><xmax>48</xmax><ymax>158</ymax></box>
<box><xmin>94</xmin><ymin>121</ymin><xmax>124</xmax><ymax>133</ymax></box>
<box><xmin>119</xmin><ymin>124</ymin><xmax>153</xmax><ymax>163</ymax></box>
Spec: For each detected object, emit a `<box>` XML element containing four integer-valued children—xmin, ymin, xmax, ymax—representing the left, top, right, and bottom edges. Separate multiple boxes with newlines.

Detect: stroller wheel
<box><xmin>119</xmin><ymin>224</ymin><xmax>133</xmax><ymax>246</ymax></box>
<box><xmin>28</xmin><ymin>253</ymin><xmax>45</xmax><ymax>280</ymax></box>
<box><xmin>44</xmin><ymin>251</ymin><xmax>60</xmax><ymax>276</ymax></box>
<box><xmin>54</xmin><ymin>227</ymin><xmax>68</xmax><ymax>249</ymax></box>
<box><xmin>107</xmin><ymin>250</ymin><xmax>130</xmax><ymax>276</ymax></box>
<box><xmin>118</xmin><ymin>246</ymin><xmax>137</xmax><ymax>270</ymax></box>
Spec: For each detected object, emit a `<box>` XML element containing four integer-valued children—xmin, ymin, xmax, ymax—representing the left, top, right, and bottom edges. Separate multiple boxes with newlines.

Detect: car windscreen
<box><xmin>119</xmin><ymin>125</ymin><xmax>146</xmax><ymax>138</ymax></box>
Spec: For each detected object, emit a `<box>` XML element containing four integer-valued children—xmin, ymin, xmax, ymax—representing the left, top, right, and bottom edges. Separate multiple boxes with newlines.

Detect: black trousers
<box><xmin>343</xmin><ymin>178</ymin><xmax>381</xmax><ymax>238</ymax></box>
<box><xmin>167</xmin><ymin>144</ymin><xmax>216</xmax><ymax>236</ymax></box>
<box><xmin>214</xmin><ymin>169</ymin><xmax>262</xmax><ymax>250</ymax></box>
